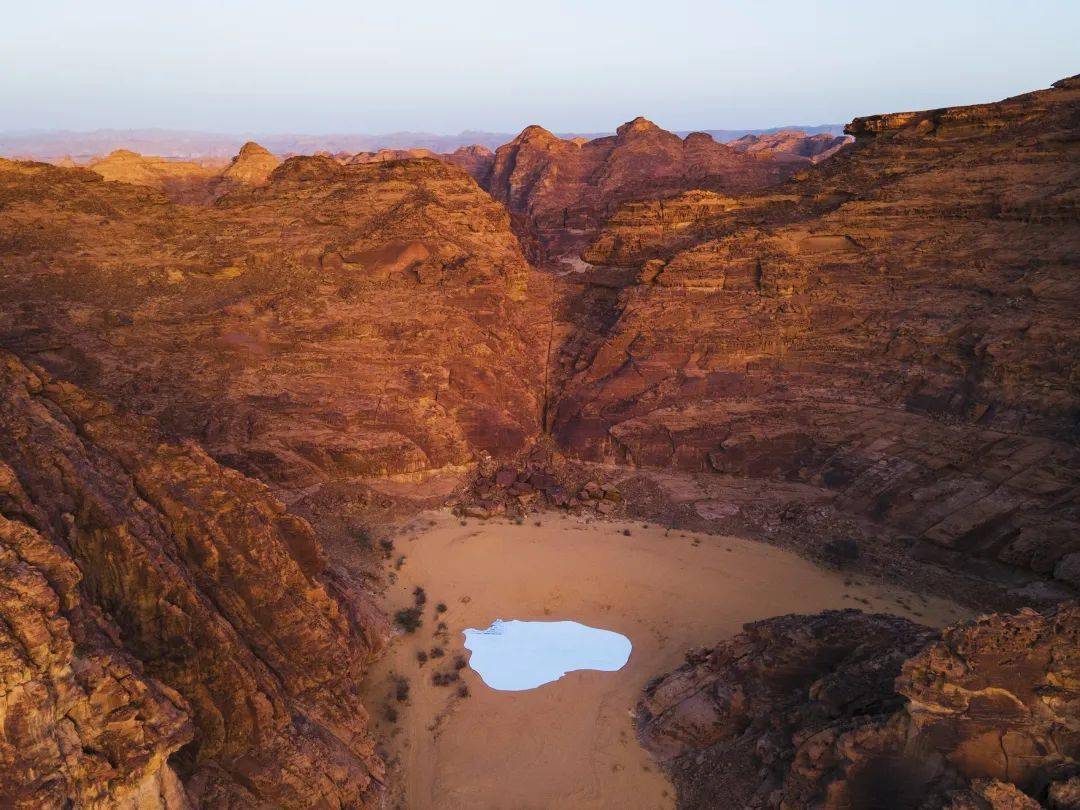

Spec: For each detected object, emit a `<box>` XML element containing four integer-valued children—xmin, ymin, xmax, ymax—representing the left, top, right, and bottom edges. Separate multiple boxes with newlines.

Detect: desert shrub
<box><xmin>822</xmin><ymin>538</ymin><xmax>860</xmax><ymax>568</ymax></box>
<box><xmin>394</xmin><ymin>607</ymin><xmax>423</xmax><ymax>633</ymax></box>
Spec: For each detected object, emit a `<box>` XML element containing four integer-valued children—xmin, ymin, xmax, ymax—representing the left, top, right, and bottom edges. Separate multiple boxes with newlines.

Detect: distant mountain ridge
<box><xmin>0</xmin><ymin>124</ymin><xmax>846</xmax><ymax>161</ymax></box>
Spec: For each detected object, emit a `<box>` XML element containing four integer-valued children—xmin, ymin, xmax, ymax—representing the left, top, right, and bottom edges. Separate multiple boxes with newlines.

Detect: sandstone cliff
<box><xmin>555</xmin><ymin>76</ymin><xmax>1080</xmax><ymax>589</ymax></box>
<box><xmin>0</xmin><ymin>351</ymin><xmax>386</xmax><ymax>807</ymax></box>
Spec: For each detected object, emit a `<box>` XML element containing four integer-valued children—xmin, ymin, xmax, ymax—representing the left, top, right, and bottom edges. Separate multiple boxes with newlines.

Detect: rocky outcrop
<box><xmin>638</xmin><ymin>604</ymin><xmax>1079</xmax><ymax>808</ymax></box>
<box><xmin>219</xmin><ymin>140</ymin><xmax>281</xmax><ymax>186</ymax></box>
<box><xmin>0</xmin><ymin>506</ymin><xmax>192</xmax><ymax>809</ymax></box>
<box><xmin>487</xmin><ymin>118</ymin><xmax>799</xmax><ymax>264</ymax></box>
<box><xmin>0</xmin><ymin>155</ymin><xmax>543</xmax><ymax>495</ymax></box>
<box><xmin>554</xmin><ymin>77</ymin><xmax>1080</xmax><ymax>586</ymax></box>
<box><xmin>347</xmin><ymin>147</ymin><xmax>440</xmax><ymax>164</ymax></box>
<box><xmin>0</xmin><ymin>351</ymin><xmax>387</xmax><ymax>807</ymax></box>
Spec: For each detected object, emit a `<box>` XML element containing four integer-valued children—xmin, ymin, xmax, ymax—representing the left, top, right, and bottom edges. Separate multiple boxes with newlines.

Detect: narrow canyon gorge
<box><xmin>0</xmin><ymin>75</ymin><xmax>1077</xmax><ymax>809</ymax></box>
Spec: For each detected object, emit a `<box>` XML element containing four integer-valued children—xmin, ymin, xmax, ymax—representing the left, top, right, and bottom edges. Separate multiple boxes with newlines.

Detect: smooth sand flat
<box><xmin>362</xmin><ymin>511</ymin><xmax>968</xmax><ymax>810</ymax></box>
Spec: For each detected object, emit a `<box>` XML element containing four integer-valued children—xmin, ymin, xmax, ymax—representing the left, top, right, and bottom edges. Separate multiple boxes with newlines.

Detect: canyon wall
<box><xmin>554</xmin><ymin>76</ymin><xmax>1080</xmax><ymax>589</ymax></box>
<box><xmin>0</xmin><ymin>352</ymin><xmax>386</xmax><ymax>807</ymax></box>
<box><xmin>1</xmin><ymin>76</ymin><xmax>1078</xmax><ymax>808</ymax></box>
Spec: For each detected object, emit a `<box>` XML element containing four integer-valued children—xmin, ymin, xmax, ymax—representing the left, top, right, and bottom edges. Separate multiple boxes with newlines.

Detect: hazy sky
<box><xmin>2</xmin><ymin>0</ymin><xmax>1077</xmax><ymax>134</ymax></box>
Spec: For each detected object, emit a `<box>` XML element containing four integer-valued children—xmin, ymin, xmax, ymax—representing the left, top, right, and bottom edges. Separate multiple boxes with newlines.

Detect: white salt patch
<box><xmin>463</xmin><ymin>619</ymin><xmax>631</xmax><ymax>691</ymax></box>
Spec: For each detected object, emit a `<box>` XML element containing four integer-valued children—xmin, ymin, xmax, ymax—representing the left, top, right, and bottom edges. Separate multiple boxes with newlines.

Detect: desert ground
<box><xmin>362</xmin><ymin>511</ymin><xmax>968</xmax><ymax>809</ymax></box>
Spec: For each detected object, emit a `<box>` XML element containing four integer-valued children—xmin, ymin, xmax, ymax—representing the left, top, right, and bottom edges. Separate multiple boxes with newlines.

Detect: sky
<box><xmin>1</xmin><ymin>0</ymin><xmax>1077</xmax><ymax>135</ymax></box>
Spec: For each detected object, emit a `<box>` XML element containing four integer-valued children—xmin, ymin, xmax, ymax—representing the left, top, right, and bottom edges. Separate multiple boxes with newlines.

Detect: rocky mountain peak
<box><xmin>222</xmin><ymin>140</ymin><xmax>281</xmax><ymax>185</ymax></box>
<box><xmin>615</xmin><ymin>116</ymin><xmax>663</xmax><ymax>139</ymax></box>
<box><xmin>515</xmin><ymin>124</ymin><xmax>560</xmax><ymax>145</ymax></box>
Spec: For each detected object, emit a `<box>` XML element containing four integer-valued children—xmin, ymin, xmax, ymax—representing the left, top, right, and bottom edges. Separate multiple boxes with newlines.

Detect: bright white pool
<box><xmin>462</xmin><ymin>619</ymin><xmax>632</xmax><ymax>691</ymax></box>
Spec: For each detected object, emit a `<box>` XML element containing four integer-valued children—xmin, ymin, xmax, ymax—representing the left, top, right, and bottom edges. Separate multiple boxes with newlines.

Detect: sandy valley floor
<box><xmin>361</xmin><ymin>511</ymin><xmax>969</xmax><ymax>810</ymax></box>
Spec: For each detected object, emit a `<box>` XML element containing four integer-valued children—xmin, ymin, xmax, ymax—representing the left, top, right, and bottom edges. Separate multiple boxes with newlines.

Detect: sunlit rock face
<box><xmin>0</xmin><ymin>74</ymin><xmax>1077</xmax><ymax>810</ymax></box>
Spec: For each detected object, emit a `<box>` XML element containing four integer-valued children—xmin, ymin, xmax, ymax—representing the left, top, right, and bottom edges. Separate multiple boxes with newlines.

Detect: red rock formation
<box><xmin>488</xmin><ymin>117</ymin><xmax>798</xmax><ymax>264</ymax></box>
<box><xmin>347</xmin><ymin>147</ymin><xmax>440</xmax><ymax>164</ymax></box>
<box><xmin>87</xmin><ymin>149</ymin><xmax>225</xmax><ymax>203</ymax></box>
<box><xmin>730</xmin><ymin>129</ymin><xmax>852</xmax><ymax>163</ymax></box>
<box><xmin>444</xmin><ymin>144</ymin><xmax>496</xmax><ymax>186</ymax></box>
<box><xmin>0</xmin><ymin>155</ymin><xmax>543</xmax><ymax>493</ymax></box>
<box><xmin>554</xmin><ymin>77</ymin><xmax>1080</xmax><ymax>587</ymax></box>
<box><xmin>219</xmin><ymin>140</ymin><xmax>281</xmax><ymax>186</ymax></box>
<box><xmin>0</xmin><ymin>504</ymin><xmax>192</xmax><ymax>809</ymax></box>
<box><xmin>0</xmin><ymin>351</ymin><xmax>386</xmax><ymax>807</ymax></box>
<box><xmin>637</xmin><ymin>604</ymin><xmax>1079</xmax><ymax>808</ymax></box>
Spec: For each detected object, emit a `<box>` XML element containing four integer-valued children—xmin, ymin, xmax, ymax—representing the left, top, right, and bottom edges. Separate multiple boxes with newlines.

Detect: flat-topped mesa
<box><xmin>221</xmin><ymin>140</ymin><xmax>281</xmax><ymax>185</ymax></box>
<box><xmin>88</xmin><ymin>148</ymin><xmax>219</xmax><ymax>186</ymax></box>
<box><xmin>348</xmin><ymin>147</ymin><xmax>440</xmax><ymax>164</ymax></box>
<box><xmin>731</xmin><ymin>129</ymin><xmax>852</xmax><ymax>162</ymax></box>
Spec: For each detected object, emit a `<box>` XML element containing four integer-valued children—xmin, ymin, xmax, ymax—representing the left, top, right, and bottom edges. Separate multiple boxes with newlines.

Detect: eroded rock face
<box><xmin>555</xmin><ymin>77</ymin><xmax>1080</xmax><ymax>585</ymax></box>
<box><xmin>0</xmin><ymin>155</ymin><xmax>543</xmax><ymax>494</ymax></box>
<box><xmin>638</xmin><ymin>604</ymin><xmax>1079</xmax><ymax>809</ymax></box>
<box><xmin>0</xmin><ymin>351</ymin><xmax>387</xmax><ymax>807</ymax></box>
<box><xmin>0</xmin><ymin>505</ymin><xmax>192</xmax><ymax>809</ymax></box>
<box><xmin>487</xmin><ymin>118</ymin><xmax>799</xmax><ymax>264</ymax></box>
